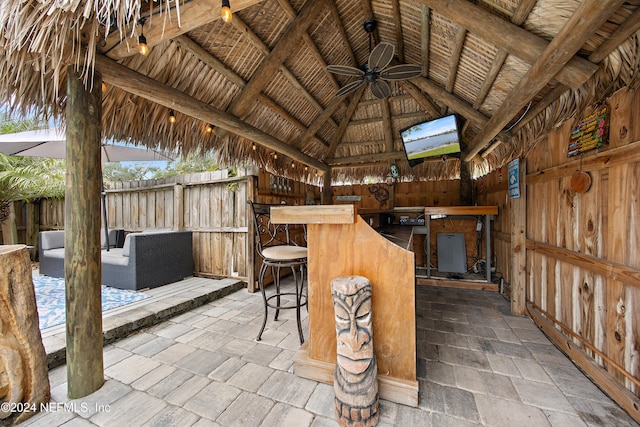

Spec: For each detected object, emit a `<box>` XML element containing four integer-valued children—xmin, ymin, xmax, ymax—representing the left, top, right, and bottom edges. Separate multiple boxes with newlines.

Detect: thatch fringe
<box><xmin>477</xmin><ymin>31</ymin><xmax>640</xmax><ymax>177</ymax></box>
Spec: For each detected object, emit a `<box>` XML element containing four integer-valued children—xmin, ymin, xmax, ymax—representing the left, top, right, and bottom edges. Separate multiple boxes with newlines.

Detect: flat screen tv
<box><xmin>400</xmin><ymin>114</ymin><xmax>462</xmax><ymax>166</ymax></box>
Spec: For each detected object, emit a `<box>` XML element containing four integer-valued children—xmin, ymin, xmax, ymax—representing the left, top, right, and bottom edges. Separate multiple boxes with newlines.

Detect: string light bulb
<box><xmin>138</xmin><ymin>20</ymin><xmax>149</xmax><ymax>56</ymax></box>
<box><xmin>221</xmin><ymin>0</ymin><xmax>232</xmax><ymax>23</ymax></box>
<box><xmin>273</xmin><ymin>153</ymin><xmax>278</xmax><ymax>160</ymax></box>
<box><xmin>169</xmin><ymin>109</ymin><xmax>176</xmax><ymax>124</ymax></box>
<box><xmin>252</xmin><ymin>143</ymin><xmax>256</xmax><ymax>151</ymax></box>
<box><xmin>206</xmin><ymin>124</ymin><xmax>213</xmax><ymax>133</ymax></box>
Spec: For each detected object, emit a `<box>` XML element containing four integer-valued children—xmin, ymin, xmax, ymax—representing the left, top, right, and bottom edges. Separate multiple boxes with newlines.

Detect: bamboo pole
<box><xmin>65</xmin><ymin>67</ymin><xmax>104</xmax><ymax>398</ymax></box>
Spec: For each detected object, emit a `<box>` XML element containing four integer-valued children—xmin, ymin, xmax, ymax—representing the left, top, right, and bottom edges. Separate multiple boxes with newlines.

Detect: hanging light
<box><xmin>304</xmin><ymin>165</ymin><xmax>308</xmax><ymax>171</ymax></box>
<box><xmin>169</xmin><ymin>109</ymin><xmax>176</xmax><ymax>123</ymax></box>
<box><xmin>291</xmin><ymin>161</ymin><xmax>295</xmax><ymax>168</ymax></box>
<box><xmin>221</xmin><ymin>0</ymin><xmax>232</xmax><ymax>23</ymax></box>
<box><xmin>273</xmin><ymin>153</ymin><xmax>278</xmax><ymax>160</ymax></box>
<box><xmin>138</xmin><ymin>20</ymin><xmax>149</xmax><ymax>56</ymax></box>
<box><xmin>206</xmin><ymin>124</ymin><xmax>214</xmax><ymax>133</ymax></box>
<box><xmin>252</xmin><ymin>143</ymin><xmax>256</xmax><ymax>151</ymax></box>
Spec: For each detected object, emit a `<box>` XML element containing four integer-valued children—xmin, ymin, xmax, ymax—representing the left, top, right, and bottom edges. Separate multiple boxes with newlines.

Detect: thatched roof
<box><xmin>1</xmin><ymin>0</ymin><xmax>639</xmax><ymax>183</ymax></box>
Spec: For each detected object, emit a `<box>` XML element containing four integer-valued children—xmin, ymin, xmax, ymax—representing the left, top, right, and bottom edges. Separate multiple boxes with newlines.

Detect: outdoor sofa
<box><xmin>38</xmin><ymin>230</ymin><xmax>193</xmax><ymax>291</ymax></box>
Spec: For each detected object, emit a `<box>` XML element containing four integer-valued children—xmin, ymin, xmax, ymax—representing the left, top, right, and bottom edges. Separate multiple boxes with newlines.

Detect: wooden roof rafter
<box><xmin>473</xmin><ymin>0</ymin><xmax>537</xmax><ymax>109</ymax></box>
<box><xmin>464</xmin><ymin>0</ymin><xmax>627</xmax><ymax>161</ymax></box>
<box><xmin>94</xmin><ymin>54</ymin><xmax>329</xmax><ymax>173</ymax></box>
<box><xmin>101</xmin><ymin>0</ymin><xmax>264</xmax><ymax>60</ymax></box>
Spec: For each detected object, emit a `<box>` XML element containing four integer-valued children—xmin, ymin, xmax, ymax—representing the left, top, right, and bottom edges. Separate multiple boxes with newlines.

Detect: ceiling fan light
<box><xmin>221</xmin><ymin>0</ymin><xmax>232</xmax><ymax>23</ymax></box>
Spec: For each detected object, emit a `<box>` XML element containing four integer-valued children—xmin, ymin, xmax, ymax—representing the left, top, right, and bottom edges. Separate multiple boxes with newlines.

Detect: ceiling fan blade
<box><xmin>368</xmin><ymin>42</ymin><xmax>395</xmax><ymax>71</ymax></box>
<box><xmin>336</xmin><ymin>79</ymin><xmax>365</xmax><ymax>97</ymax></box>
<box><xmin>370</xmin><ymin>79</ymin><xmax>391</xmax><ymax>99</ymax></box>
<box><xmin>327</xmin><ymin>65</ymin><xmax>365</xmax><ymax>77</ymax></box>
<box><xmin>380</xmin><ymin>64</ymin><xmax>422</xmax><ymax>80</ymax></box>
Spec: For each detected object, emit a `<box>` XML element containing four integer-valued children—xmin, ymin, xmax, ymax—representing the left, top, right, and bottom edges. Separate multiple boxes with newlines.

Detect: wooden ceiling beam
<box><xmin>381</xmin><ymin>98</ymin><xmax>394</xmax><ymax>152</ymax></box>
<box><xmin>227</xmin><ymin>0</ymin><xmax>329</xmax><ymax>119</ymax></box>
<box><xmin>256</xmin><ymin>96</ymin><xmax>329</xmax><ymax>147</ymax></box>
<box><xmin>464</xmin><ymin>0</ymin><xmax>626</xmax><ymax>161</ymax></box>
<box><xmin>101</xmin><ymin>0</ymin><xmax>263</xmax><ymax>60</ymax></box>
<box><xmin>174</xmin><ymin>35</ymin><xmax>245</xmax><ymax>87</ymax></box>
<box><xmin>418</xmin><ymin>0</ymin><xmax>598</xmax><ymax>90</ymax></box>
<box><xmin>323</xmin><ymin>85</ymin><xmax>367</xmax><ymax>160</ymax></box>
<box><xmin>474</xmin><ymin>0</ymin><xmax>536</xmax><ymax>109</ymax></box>
<box><xmin>293</xmin><ymin>95</ymin><xmax>345</xmax><ymax>149</ymax></box>
<box><xmin>411</xmin><ymin>76</ymin><xmax>511</xmax><ymax>142</ymax></box>
<box><xmin>421</xmin><ymin>6</ymin><xmax>431</xmax><ymax>77</ymax></box>
<box><xmin>276</xmin><ymin>0</ymin><xmax>343</xmax><ymax>94</ymax></box>
<box><xmin>446</xmin><ymin>26</ymin><xmax>466</xmax><ymax>93</ymax></box>
<box><xmin>229</xmin><ymin>12</ymin><xmax>337</xmax><ymax>129</ymax></box>
<box><xmin>175</xmin><ymin>35</ymin><xmax>328</xmax><ymax>148</ymax></box>
<box><xmin>589</xmin><ymin>7</ymin><xmax>640</xmax><ymax>63</ymax></box>
<box><xmin>327</xmin><ymin>2</ymin><xmax>359</xmax><ymax>67</ymax></box>
<box><xmin>390</xmin><ymin>0</ymin><xmax>405</xmax><ymax>62</ymax></box>
<box><xmin>399</xmin><ymin>80</ymin><xmax>440</xmax><ymax>118</ymax></box>
<box><xmin>95</xmin><ymin>54</ymin><xmax>329</xmax><ymax>173</ymax></box>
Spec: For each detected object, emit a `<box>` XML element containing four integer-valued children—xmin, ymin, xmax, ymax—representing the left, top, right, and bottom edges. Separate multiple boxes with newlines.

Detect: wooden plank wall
<box><xmin>331</xmin><ymin>179</ymin><xmax>461</xmax><ymax>210</ymax></box>
<box><xmin>483</xmin><ymin>87</ymin><xmax>640</xmax><ymax>409</ymax></box>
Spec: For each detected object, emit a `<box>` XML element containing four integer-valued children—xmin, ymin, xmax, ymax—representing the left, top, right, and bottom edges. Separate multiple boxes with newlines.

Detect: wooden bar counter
<box><xmin>271</xmin><ymin>205</ymin><xmax>418</xmax><ymax>406</ymax></box>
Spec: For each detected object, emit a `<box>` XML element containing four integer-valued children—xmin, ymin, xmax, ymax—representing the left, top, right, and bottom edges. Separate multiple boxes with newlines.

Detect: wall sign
<box><xmin>508</xmin><ymin>158</ymin><xmax>520</xmax><ymax>199</ymax></box>
<box><xmin>568</xmin><ymin>105</ymin><xmax>609</xmax><ymax>157</ymax></box>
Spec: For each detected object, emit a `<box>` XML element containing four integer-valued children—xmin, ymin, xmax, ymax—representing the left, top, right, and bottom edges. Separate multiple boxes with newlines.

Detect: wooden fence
<box><xmin>105</xmin><ymin>168</ymin><xmax>255</xmax><ymax>281</ymax></box>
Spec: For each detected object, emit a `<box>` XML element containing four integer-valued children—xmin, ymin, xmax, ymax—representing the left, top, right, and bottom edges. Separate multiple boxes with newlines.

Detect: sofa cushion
<box><xmin>101</xmin><ymin>249</ymin><xmax>129</xmax><ymax>266</ymax></box>
<box><xmin>41</xmin><ymin>231</ymin><xmax>65</xmax><ymax>250</ymax></box>
<box><xmin>122</xmin><ymin>233</ymin><xmax>136</xmax><ymax>257</ymax></box>
<box><xmin>42</xmin><ymin>248</ymin><xmax>65</xmax><ymax>259</ymax></box>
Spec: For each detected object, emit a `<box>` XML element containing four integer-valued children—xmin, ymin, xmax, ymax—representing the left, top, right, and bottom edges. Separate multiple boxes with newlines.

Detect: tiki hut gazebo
<box><xmin>1</xmin><ymin>0</ymin><xmax>640</xmax><ymax>421</ymax></box>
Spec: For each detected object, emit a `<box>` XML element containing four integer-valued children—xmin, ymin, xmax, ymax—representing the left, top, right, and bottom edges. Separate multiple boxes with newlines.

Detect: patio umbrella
<box><xmin>0</xmin><ymin>127</ymin><xmax>175</xmax><ymax>249</ymax></box>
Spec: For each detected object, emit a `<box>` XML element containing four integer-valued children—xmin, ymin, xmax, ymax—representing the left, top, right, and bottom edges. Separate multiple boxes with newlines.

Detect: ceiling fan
<box><xmin>327</xmin><ymin>19</ymin><xmax>422</xmax><ymax>99</ymax></box>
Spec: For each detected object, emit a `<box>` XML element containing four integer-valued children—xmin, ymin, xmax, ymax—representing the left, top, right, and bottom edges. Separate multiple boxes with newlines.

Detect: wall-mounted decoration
<box><xmin>568</xmin><ymin>104</ymin><xmax>609</xmax><ymax>157</ymax></box>
<box><xmin>508</xmin><ymin>158</ymin><xmax>520</xmax><ymax>199</ymax></box>
<box><xmin>369</xmin><ymin>185</ymin><xmax>389</xmax><ymax>206</ymax></box>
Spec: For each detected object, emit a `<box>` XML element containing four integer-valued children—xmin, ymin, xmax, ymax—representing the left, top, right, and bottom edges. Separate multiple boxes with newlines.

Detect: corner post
<box><xmin>65</xmin><ymin>67</ymin><xmax>105</xmax><ymax>398</ymax></box>
<box><xmin>510</xmin><ymin>159</ymin><xmax>526</xmax><ymax>315</ymax></box>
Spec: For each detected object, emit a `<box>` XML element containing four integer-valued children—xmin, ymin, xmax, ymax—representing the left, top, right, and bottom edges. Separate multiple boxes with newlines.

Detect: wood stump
<box><xmin>0</xmin><ymin>245</ymin><xmax>50</xmax><ymax>425</ymax></box>
<box><xmin>332</xmin><ymin>275</ymin><xmax>379</xmax><ymax>427</ymax></box>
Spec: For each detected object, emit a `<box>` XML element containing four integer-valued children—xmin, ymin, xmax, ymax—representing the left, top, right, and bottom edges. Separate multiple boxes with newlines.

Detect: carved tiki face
<box><xmin>332</xmin><ymin>278</ymin><xmax>374</xmax><ymax>383</ymax></box>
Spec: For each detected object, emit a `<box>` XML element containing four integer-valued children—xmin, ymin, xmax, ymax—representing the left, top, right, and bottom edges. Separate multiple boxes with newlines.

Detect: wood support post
<box><xmin>26</xmin><ymin>202</ymin><xmax>40</xmax><ymax>258</ymax></box>
<box><xmin>65</xmin><ymin>67</ymin><xmax>104</xmax><ymax>398</ymax></box>
<box><xmin>510</xmin><ymin>159</ymin><xmax>526</xmax><ymax>314</ymax></box>
<box><xmin>1</xmin><ymin>202</ymin><xmax>18</xmax><ymax>244</ymax></box>
<box><xmin>173</xmin><ymin>184</ymin><xmax>184</xmax><ymax>231</ymax></box>
<box><xmin>246</xmin><ymin>174</ymin><xmax>258</xmax><ymax>292</ymax></box>
<box><xmin>321</xmin><ymin>171</ymin><xmax>332</xmax><ymax>205</ymax></box>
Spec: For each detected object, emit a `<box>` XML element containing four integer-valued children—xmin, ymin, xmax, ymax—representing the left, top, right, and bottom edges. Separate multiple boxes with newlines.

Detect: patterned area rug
<box><xmin>33</xmin><ymin>275</ymin><xmax>150</xmax><ymax>330</ymax></box>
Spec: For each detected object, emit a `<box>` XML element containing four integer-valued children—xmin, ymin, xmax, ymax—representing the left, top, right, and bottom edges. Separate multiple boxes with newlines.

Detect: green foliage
<box><xmin>151</xmin><ymin>152</ymin><xmax>219</xmax><ymax>178</ymax></box>
<box><xmin>0</xmin><ymin>153</ymin><xmax>66</xmax><ymax>201</ymax></box>
<box><xmin>102</xmin><ymin>162</ymin><xmax>162</xmax><ymax>183</ymax></box>
<box><xmin>0</xmin><ymin>113</ymin><xmax>65</xmax><ymax>201</ymax></box>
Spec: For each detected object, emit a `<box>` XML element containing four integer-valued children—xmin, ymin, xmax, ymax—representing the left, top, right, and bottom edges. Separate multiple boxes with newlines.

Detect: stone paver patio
<box><xmin>20</xmin><ymin>278</ymin><xmax>640</xmax><ymax>426</ymax></box>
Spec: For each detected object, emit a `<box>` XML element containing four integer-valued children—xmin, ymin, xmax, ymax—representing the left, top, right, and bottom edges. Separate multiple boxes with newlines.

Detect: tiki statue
<box><xmin>331</xmin><ymin>275</ymin><xmax>379</xmax><ymax>427</ymax></box>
